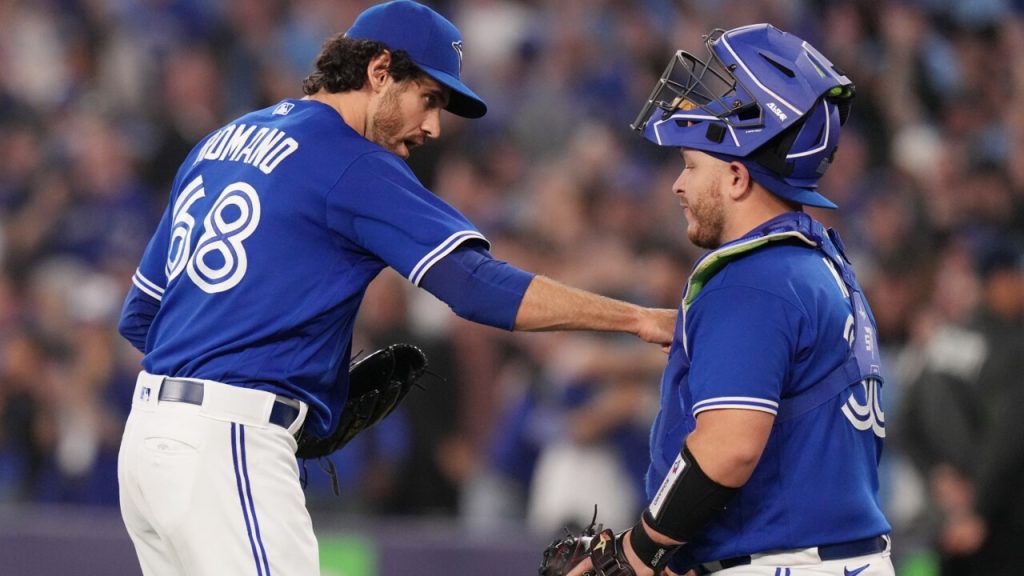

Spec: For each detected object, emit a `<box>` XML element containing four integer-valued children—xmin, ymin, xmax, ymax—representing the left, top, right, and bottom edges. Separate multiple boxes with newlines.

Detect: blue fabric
<box><xmin>419</xmin><ymin>245</ymin><xmax>533</xmax><ymax>331</ymax></box>
<box><xmin>118</xmin><ymin>285</ymin><xmax>159</xmax><ymax>353</ymax></box>
<box><xmin>124</xmin><ymin>99</ymin><xmax>489</xmax><ymax>437</ymax></box>
<box><xmin>646</xmin><ymin>212</ymin><xmax>891</xmax><ymax>570</ymax></box>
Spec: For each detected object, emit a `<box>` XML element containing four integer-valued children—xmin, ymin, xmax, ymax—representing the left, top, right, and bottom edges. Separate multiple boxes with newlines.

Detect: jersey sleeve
<box><xmin>326</xmin><ymin>152</ymin><xmax>489</xmax><ymax>284</ymax></box>
<box><xmin>419</xmin><ymin>244</ymin><xmax>534</xmax><ymax>330</ymax></box>
<box><xmin>131</xmin><ymin>200</ymin><xmax>172</xmax><ymax>301</ymax></box>
<box><xmin>118</xmin><ymin>284</ymin><xmax>161</xmax><ymax>353</ymax></box>
<box><xmin>685</xmin><ymin>285</ymin><xmax>805</xmax><ymax>417</ymax></box>
<box><xmin>117</xmin><ymin>201</ymin><xmax>173</xmax><ymax>351</ymax></box>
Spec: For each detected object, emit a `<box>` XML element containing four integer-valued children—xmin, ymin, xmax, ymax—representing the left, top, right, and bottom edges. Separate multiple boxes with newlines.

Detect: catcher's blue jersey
<box><xmin>647</xmin><ymin>212</ymin><xmax>891</xmax><ymax>568</ymax></box>
<box><xmin>129</xmin><ymin>99</ymin><xmax>488</xmax><ymax>436</ymax></box>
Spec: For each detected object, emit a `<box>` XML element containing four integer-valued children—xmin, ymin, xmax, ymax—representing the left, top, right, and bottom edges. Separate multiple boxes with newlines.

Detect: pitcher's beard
<box><xmin>367</xmin><ymin>86</ymin><xmax>405</xmax><ymax>152</ymax></box>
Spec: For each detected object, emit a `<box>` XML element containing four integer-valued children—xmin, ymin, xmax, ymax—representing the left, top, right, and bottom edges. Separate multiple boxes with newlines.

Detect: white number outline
<box><xmin>842</xmin><ymin>378</ymin><xmax>886</xmax><ymax>438</ymax></box>
<box><xmin>187</xmin><ymin>182</ymin><xmax>261</xmax><ymax>293</ymax></box>
<box><xmin>166</xmin><ymin>176</ymin><xmax>261</xmax><ymax>294</ymax></box>
<box><xmin>840</xmin><ymin>311</ymin><xmax>886</xmax><ymax>438</ymax></box>
<box><xmin>166</xmin><ymin>176</ymin><xmax>206</xmax><ymax>282</ymax></box>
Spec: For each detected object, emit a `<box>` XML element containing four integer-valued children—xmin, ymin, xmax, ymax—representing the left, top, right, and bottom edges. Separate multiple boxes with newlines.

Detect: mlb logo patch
<box><xmin>139</xmin><ymin>386</ymin><xmax>151</xmax><ymax>401</ymax></box>
<box><xmin>273</xmin><ymin>102</ymin><xmax>294</xmax><ymax>116</ymax></box>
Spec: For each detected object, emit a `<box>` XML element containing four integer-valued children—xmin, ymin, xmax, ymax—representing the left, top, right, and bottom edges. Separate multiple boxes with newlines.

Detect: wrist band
<box><xmin>627</xmin><ymin>521</ymin><xmax>679</xmax><ymax>570</ymax></box>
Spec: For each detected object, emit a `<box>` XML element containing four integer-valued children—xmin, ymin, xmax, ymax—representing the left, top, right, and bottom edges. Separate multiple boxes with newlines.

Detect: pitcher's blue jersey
<box><xmin>130</xmin><ymin>99</ymin><xmax>488</xmax><ymax>436</ymax></box>
<box><xmin>647</xmin><ymin>213</ymin><xmax>890</xmax><ymax>568</ymax></box>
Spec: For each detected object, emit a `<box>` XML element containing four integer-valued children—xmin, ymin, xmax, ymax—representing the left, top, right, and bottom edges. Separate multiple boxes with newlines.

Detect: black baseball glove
<box><xmin>295</xmin><ymin>343</ymin><xmax>428</xmax><ymax>460</ymax></box>
<box><xmin>539</xmin><ymin>511</ymin><xmax>636</xmax><ymax>576</ymax></box>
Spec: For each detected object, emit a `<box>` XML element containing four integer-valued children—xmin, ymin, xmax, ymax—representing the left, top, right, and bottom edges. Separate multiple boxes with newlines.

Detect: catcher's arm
<box><xmin>555</xmin><ymin>412</ymin><xmax>769</xmax><ymax>575</ymax></box>
<box><xmin>542</xmin><ymin>413</ymin><xmax>768</xmax><ymax>576</ymax></box>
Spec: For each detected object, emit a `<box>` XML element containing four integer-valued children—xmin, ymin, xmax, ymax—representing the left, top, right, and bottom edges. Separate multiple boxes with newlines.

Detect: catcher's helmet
<box><xmin>631</xmin><ymin>24</ymin><xmax>854</xmax><ymax>209</ymax></box>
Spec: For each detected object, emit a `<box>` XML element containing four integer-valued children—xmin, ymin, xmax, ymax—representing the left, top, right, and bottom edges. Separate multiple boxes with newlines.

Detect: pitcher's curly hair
<box><xmin>301</xmin><ymin>35</ymin><xmax>425</xmax><ymax>95</ymax></box>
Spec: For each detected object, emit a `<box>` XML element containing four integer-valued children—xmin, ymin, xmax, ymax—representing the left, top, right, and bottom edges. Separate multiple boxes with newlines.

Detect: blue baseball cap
<box><xmin>346</xmin><ymin>0</ymin><xmax>487</xmax><ymax>119</ymax></box>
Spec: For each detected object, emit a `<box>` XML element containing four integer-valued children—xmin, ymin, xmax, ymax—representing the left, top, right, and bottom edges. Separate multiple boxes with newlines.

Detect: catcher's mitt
<box><xmin>295</xmin><ymin>343</ymin><xmax>428</xmax><ymax>460</ymax></box>
<box><xmin>539</xmin><ymin>511</ymin><xmax>636</xmax><ymax>576</ymax></box>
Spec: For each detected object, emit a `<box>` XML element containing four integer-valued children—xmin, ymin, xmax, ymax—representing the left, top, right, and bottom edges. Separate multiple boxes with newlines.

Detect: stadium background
<box><xmin>0</xmin><ymin>0</ymin><xmax>1022</xmax><ymax>574</ymax></box>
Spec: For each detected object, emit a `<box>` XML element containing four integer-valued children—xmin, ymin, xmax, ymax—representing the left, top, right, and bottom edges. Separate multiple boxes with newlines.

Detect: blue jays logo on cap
<box><xmin>345</xmin><ymin>1</ymin><xmax>487</xmax><ymax>118</ymax></box>
<box><xmin>452</xmin><ymin>41</ymin><xmax>464</xmax><ymax>74</ymax></box>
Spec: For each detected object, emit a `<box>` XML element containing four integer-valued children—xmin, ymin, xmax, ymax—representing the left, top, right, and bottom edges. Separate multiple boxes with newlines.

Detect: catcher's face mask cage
<box><xmin>631</xmin><ymin>24</ymin><xmax>855</xmax><ymax>207</ymax></box>
<box><xmin>630</xmin><ymin>31</ymin><xmax>763</xmax><ymax>135</ymax></box>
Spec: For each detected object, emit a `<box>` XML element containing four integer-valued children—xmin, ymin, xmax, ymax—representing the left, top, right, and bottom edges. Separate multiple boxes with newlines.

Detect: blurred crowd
<box><xmin>1</xmin><ymin>0</ymin><xmax>1023</xmax><ymax>574</ymax></box>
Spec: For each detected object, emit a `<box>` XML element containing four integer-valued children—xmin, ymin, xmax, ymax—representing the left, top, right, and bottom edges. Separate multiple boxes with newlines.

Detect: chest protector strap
<box><xmin>777</xmin><ymin>227</ymin><xmax>883</xmax><ymax>422</ymax></box>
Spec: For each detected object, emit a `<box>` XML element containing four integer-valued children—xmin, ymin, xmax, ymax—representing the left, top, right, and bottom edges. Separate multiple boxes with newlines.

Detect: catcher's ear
<box><xmin>725</xmin><ymin>161</ymin><xmax>754</xmax><ymax>201</ymax></box>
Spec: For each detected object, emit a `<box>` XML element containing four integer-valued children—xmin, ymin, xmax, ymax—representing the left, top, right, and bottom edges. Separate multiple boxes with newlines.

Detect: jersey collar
<box><xmin>683</xmin><ymin>212</ymin><xmax>825</xmax><ymax>307</ymax></box>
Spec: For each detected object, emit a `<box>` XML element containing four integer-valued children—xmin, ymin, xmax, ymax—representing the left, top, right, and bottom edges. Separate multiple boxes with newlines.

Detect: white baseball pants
<box><xmin>119</xmin><ymin>372</ymin><xmax>315</xmax><ymax>576</ymax></box>
<box><xmin>706</xmin><ymin>546</ymin><xmax>894</xmax><ymax>575</ymax></box>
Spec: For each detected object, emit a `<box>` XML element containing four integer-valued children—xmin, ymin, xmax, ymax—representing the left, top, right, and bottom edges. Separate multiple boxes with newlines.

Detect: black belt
<box><xmin>159</xmin><ymin>377</ymin><xmax>299</xmax><ymax>429</ymax></box>
<box><xmin>695</xmin><ymin>535</ymin><xmax>889</xmax><ymax>574</ymax></box>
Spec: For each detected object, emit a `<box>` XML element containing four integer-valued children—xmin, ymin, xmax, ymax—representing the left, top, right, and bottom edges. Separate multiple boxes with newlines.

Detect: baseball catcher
<box><xmin>541</xmin><ymin>21</ymin><xmax>895</xmax><ymax>576</ymax></box>
<box><xmin>296</xmin><ymin>342</ymin><xmax>428</xmax><ymax>460</ymax></box>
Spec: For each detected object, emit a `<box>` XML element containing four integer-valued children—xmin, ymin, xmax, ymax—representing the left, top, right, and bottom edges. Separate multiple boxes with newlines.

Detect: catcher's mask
<box><xmin>631</xmin><ymin>24</ymin><xmax>855</xmax><ymax>209</ymax></box>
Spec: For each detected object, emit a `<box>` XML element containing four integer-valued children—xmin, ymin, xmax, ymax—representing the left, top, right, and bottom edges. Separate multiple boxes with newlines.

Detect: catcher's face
<box><xmin>367</xmin><ymin>75</ymin><xmax>450</xmax><ymax>159</ymax></box>
<box><xmin>673</xmin><ymin>149</ymin><xmax>727</xmax><ymax>249</ymax></box>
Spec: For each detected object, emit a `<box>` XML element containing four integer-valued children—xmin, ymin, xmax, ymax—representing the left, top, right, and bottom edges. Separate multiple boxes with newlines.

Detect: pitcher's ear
<box><xmin>367</xmin><ymin>50</ymin><xmax>392</xmax><ymax>91</ymax></box>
